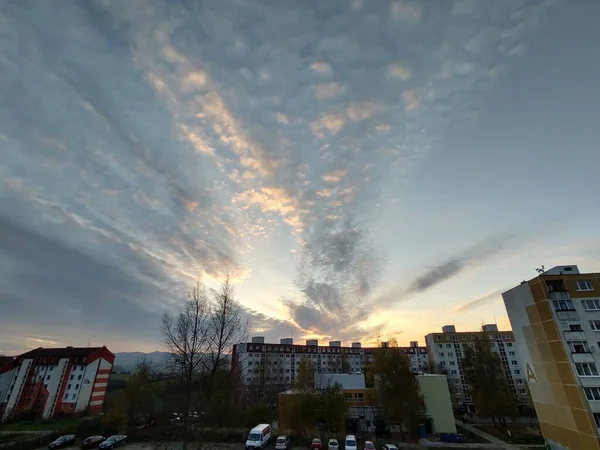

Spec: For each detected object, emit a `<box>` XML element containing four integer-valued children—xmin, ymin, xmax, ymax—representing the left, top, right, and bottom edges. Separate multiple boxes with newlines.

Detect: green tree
<box><xmin>372</xmin><ymin>341</ymin><xmax>425</xmax><ymax>436</ymax></box>
<box><xmin>319</xmin><ymin>382</ymin><xmax>347</xmax><ymax>434</ymax></box>
<box><xmin>461</xmin><ymin>332</ymin><xmax>517</xmax><ymax>427</ymax></box>
<box><xmin>341</xmin><ymin>351</ymin><xmax>351</xmax><ymax>373</ymax></box>
<box><xmin>295</xmin><ymin>358</ymin><xmax>315</xmax><ymax>389</ymax></box>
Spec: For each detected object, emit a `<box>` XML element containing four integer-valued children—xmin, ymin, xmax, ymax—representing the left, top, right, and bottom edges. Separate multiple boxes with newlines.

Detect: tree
<box><xmin>372</xmin><ymin>342</ymin><xmax>425</xmax><ymax>437</ymax></box>
<box><xmin>461</xmin><ymin>332</ymin><xmax>517</xmax><ymax>427</ymax></box>
<box><xmin>295</xmin><ymin>358</ymin><xmax>315</xmax><ymax>389</ymax></box>
<box><xmin>340</xmin><ymin>351</ymin><xmax>351</xmax><ymax>373</ymax></box>
<box><xmin>119</xmin><ymin>362</ymin><xmax>156</xmax><ymax>427</ymax></box>
<box><xmin>161</xmin><ymin>279</ymin><xmax>248</xmax><ymax>449</ymax></box>
<box><xmin>319</xmin><ymin>382</ymin><xmax>347</xmax><ymax>434</ymax></box>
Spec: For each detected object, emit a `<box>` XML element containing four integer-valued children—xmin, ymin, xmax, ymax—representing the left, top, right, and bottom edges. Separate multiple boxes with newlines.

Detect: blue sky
<box><xmin>1</xmin><ymin>0</ymin><xmax>599</xmax><ymax>354</ymax></box>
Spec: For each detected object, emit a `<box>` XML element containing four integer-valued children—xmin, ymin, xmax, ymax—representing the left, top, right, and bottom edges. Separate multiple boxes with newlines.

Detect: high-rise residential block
<box><xmin>425</xmin><ymin>324</ymin><xmax>531</xmax><ymax>412</ymax></box>
<box><xmin>503</xmin><ymin>265</ymin><xmax>600</xmax><ymax>450</ymax></box>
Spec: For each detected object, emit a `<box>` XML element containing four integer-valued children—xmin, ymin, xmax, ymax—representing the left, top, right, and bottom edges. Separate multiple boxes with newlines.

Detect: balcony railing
<box><xmin>564</xmin><ymin>330</ymin><xmax>587</xmax><ymax>340</ymax></box>
<box><xmin>549</xmin><ymin>291</ymin><xmax>571</xmax><ymax>300</ymax></box>
<box><xmin>556</xmin><ymin>310</ymin><xmax>579</xmax><ymax>321</ymax></box>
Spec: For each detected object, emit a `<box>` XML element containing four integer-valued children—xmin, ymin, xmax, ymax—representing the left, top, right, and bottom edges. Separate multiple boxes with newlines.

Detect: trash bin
<box><xmin>418</xmin><ymin>423</ymin><xmax>426</xmax><ymax>439</ymax></box>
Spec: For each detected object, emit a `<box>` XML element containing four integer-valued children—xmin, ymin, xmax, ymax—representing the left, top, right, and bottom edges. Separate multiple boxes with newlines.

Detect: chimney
<box><xmin>306</xmin><ymin>339</ymin><xmax>318</xmax><ymax>346</ymax></box>
<box><xmin>251</xmin><ymin>336</ymin><xmax>265</xmax><ymax>344</ymax></box>
<box><xmin>410</xmin><ymin>341</ymin><xmax>418</xmax><ymax>348</ymax></box>
<box><xmin>351</xmin><ymin>342</ymin><xmax>361</xmax><ymax>348</ymax></box>
<box><xmin>280</xmin><ymin>338</ymin><xmax>293</xmax><ymax>345</ymax></box>
<box><xmin>329</xmin><ymin>341</ymin><xmax>341</xmax><ymax>347</ymax></box>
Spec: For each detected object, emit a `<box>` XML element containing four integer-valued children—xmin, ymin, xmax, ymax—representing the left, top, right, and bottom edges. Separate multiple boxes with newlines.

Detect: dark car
<box><xmin>49</xmin><ymin>435</ymin><xmax>77</xmax><ymax>449</ymax></box>
<box><xmin>98</xmin><ymin>435</ymin><xmax>127</xmax><ymax>450</ymax></box>
<box><xmin>81</xmin><ymin>436</ymin><xmax>106</xmax><ymax>449</ymax></box>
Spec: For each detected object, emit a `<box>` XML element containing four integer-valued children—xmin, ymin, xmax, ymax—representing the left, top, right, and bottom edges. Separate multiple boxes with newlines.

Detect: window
<box><xmin>511</xmin><ymin>360</ymin><xmax>518</xmax><ymax>365</ymax></box>
<box><xmin>569</xmin><ymin>341</ymin><xmax>590</xmax><ymax>353</ymax></box>
<box><xmin>518</xmin><ymin>389</ymin><xmax>526</xmax><ymax>394</ymax></box>
<box><xmin>585</xmin><ymin>387</ymin><xmax>600</xmax><ymax>401</ymax></box>
<box><xmin>590</xmin><ymin>320</ymin><xmax>600</xmax><ymax>331</ymax></box>
<box><xmin>71</xmin><ymin>393</ymin><xmax>76</xmax><ymax>400</ymax></box>
<box><xmin>506</xmin><ymin>343</ymin><xmax>513</xmax><ymax>347</ymax></box>
<box><xmin>357</xmin><ymin>393</ymin><xmax>364</xmax><ymax>402</ymax></box>
<box><xmin>594</xmin><ymin>413</ymin><xmax>600</xmax><ymax>428</ymax></box>
<box><xmin>69</xmin><ymin>375</ymin><xmax>74</xmax><ymax>380</ymax></box>
<box><xmin>553</xmin><ymin>300</ymin><xmax>574</xmax><ymax>311</ymax></box>
<box><xmin>583</xmin><ymin>299</ymin><xmax>600</xmax><ymax>310</ymax></box>
<box><xmin>448</xmin><ymin>352</ymin><xmax>454</xmax><ymax>357</ymax></box>
<box><xmin>577</xmin><ymin>280</ymin><xmax>594</xmax><ymax>291</ymax></box>
<box><xmin>75</xmin><ymin>384</ymin><xmax>79</xmax><ymax>389</ymax></box>
<box><xmin>451</xmin><ymin>370</ymin><xmax>457</xmax><ymax>375</ymax></box>
<box><xmin>449</xmin><ymin>361</ymin><xmax>455</xmax><ymax>366</ymax></box>
<box><xmin>441</xmin><ymin>361</ymin><xmax>446</xmax><ymax>366</ymax></box>
<box><xmin>576</xmin><ymin>362</ymin><xmax>599</xmax><ymax>377</ymax></box>
<box><xmin>569</xmin><ymin>324</ymin><xmax>584</xmax><ymax>331</ymax></box>
<box><xmin>67</xmin><ymin>384</ymin><xmax>71</xmax><ymax>389</ymax></box>
<box><xmin>514</xmin><ymin>370</ymin><xmax>520</xmax><ymax>375</ymax></box>
<box><xmin>46</xmin><ymin>375</ymin><xmax>50</xmax><ymax>380</ymax></box>
<box><xmin>64</xmin><ymin>393</ymin><xmax>68</xmax><ymax>400</ymax></box>
<box><xmin>446</xmin><ymin>344</ymin><xmax>451</xmax><ymax>348</ymax></box>
<box><xmin>439</xmin><ymin>352</ymin><xmax>444</xmax><ymax>357</ymax></box>
<box><xmin>509</xmin><ymin>351</ymin><xmax>515</xmax><ymax>356</ymax></box>
<box><xmin>437</xmin><ymin>344</ymin><xmax>443</xmax><ymax>348</ymax></box>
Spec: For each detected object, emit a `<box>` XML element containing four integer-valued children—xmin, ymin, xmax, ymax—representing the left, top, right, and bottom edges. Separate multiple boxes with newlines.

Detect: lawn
<box><xmin>455</xmin><ymin>424</ymin><xmax>490</xmax><ymax>444</ymax></box>
<box><xmin>0</xmin><ymin>417</ymin><xmax>83</xmax><ymax>432</ymax></box>
<box><xmin>475</xmin><ymin>424</ymin><xmax>544</xmax><ymax>445</ymax></box>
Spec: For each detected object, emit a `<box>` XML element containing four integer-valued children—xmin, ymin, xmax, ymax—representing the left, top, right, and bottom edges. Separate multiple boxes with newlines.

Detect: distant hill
<box><xmin>113</xmin><ymin>351</ymin><xmax>170</xmax><ymax>372</ymax></box>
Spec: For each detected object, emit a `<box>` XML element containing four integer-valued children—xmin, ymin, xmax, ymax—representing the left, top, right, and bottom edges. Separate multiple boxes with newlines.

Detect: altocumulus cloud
<box><xmin>0</xmin><ymin>0</ymin><xmax>556</xmax><ymax>350</ymax></box>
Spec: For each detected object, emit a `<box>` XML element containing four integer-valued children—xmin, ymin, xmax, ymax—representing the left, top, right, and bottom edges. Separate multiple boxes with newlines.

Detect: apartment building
<box><xmin>0</xmin><ymin>346</ymin><xmax>114</xmax><ymax>422</ymax></box>
<box><xmin>425</xmin><ymin>324</ymin><xmax>531</xmax><ymax>412</ymax></box>
<box><xmin>231</xmin><ymin>337</ymin><xmax>429</xmax><ymax>404</ymax></box>
<box><xmin>503</xmin><ymin>264</ymin><xmax>600</xmax><ymax>450</ymax></box>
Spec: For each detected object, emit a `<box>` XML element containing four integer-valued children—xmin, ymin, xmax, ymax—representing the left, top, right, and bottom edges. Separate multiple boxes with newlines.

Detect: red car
<box><xmin>312</xmin><ymin>438</ymin><xmax>323</xmax><ymax>450</ymax></box>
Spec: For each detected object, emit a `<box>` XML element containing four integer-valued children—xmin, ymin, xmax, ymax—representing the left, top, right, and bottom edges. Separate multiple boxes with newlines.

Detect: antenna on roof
<box><xmin>536</xmin><ymin>265</ymin><xmax>545</xmax><ymax>274</ymax></box>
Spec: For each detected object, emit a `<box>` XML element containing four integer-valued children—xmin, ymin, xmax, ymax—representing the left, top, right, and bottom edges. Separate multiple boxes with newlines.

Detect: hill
<box><xmin>113</xmin><ymin>351</ymin><xmax>170</xmax><ymax>372</ymax></box>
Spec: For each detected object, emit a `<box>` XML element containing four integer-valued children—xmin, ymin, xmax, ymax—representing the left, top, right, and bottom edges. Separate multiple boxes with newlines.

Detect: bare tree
<box><xmin>160</xmin><ymin>279</ymin><xmax>249</xmax><ymax>449</ymax></box>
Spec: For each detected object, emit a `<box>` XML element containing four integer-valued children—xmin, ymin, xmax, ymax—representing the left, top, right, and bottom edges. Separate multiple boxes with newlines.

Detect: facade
<box><xmin>278</xmin><ymin>374</ymin><xmax>455</xmax><ymax>435</ymax></box>
<box><xmin>503</xmin><ymin>265</ymin><xmax>600</xmax><ymax>450</ymax></box>
<box><xmin>425</xmin><ymin>324</ymin><xmax>531</xmax><ymax>412</ymax></box>
<box><xmin>232</xmin><ymin>337</ymin><xmax>429</xmax><ymax>405</ymax></box>
<box><xmin>0</xmin><ymin>346</ymin><xmax>114</xmax><ymax>422</ymax></box>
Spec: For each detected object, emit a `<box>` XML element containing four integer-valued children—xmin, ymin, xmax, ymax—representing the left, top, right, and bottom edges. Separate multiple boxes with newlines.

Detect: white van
<box><xmin>246</xmin><ymin>424</ymin><xmax>272</xmax><ymax>450</ymax></box>
<box><xmin>344</xmin><ymin>435</ymin><xmax>357</xmax><ymax>450</ymax></box>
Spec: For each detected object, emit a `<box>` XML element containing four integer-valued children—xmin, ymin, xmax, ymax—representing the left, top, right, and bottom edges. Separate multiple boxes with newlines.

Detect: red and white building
<box><xmin>0</xmin><ymin>346</ymin><xmax>114</xmax><ymax>422</ymax></box>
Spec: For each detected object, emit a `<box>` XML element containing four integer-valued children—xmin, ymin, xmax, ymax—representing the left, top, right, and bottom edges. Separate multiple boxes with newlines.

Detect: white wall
<box><xmin>2</xmin><ymin>359</ymin><xmax>33</xmax><ymax>421</ymax></box>
<box><xmin>76</xmin><ymin>359</ymin><xmax>100</xmax><ymax>412</ymax></box>
<box><xmin>42</xmin><ymin>358</ymin><xmax>69</xmax><ymax>418</ymax></box>
<box><xmin>0</xmin><ymin>368</ymin><xmax>16</xmax><ymax>404</ymax></box>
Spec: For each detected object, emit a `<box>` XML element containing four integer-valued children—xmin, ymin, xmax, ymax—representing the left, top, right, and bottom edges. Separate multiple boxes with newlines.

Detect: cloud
<box><xmin>388</xmin><ymin>63</ymin><xmax>412</xmax><ymax>81</ymax></box>
<box><xmin>314</xmin><ymin>82</ymin><xmax>345</xmax><ymax>100</ymax></box>
<box><xmin>0</xmin><ymin>0</ymin><xmax>559</xmax><ymax>349</ymax></box>
<box><xmin>453</xmin><ymin>287</ymin><xmax>510</xmax><ymax>313</ymax></box>
<box><xmin>311</xmin><ymin>61</ymin><xmax>333</xmax><ymax>75</ymax></box>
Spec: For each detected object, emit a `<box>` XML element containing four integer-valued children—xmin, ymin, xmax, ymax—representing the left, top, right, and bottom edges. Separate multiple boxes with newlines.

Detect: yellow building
<box><xmin>503</xmin><ymin>265</ymin><xmax>600</xmax><ymax>449</ymax></box>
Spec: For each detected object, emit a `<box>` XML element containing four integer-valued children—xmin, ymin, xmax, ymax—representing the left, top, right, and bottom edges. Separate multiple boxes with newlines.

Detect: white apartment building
<box><xmin>502</xmin><ymin>264</ymin><xmax>600</xmax><ymax>450</ymax></box>
<box><xmin>425</xmin><ymin>324</ymin><xmax>531</xmax><ymax>412</ymax></box>
<box><xmin>0</xmin><ymin>346</ymin><xmax>114</xmax><ymax>421</ymax></box>
<box><xmin>232</xmin><ymin>337</ymin><xmax>429</xmax><ymax>404</ymax></box>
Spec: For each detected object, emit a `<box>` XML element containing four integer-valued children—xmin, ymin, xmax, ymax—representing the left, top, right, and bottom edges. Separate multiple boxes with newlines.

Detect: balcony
<box><xmin>572</xmin><ymin>352</ymin><xmax>596</xmax><ymax>364</ymax></box>
<box><xmin>564</xmin><ymin>330</ymin><xmax>587</xmax><ymax>341</ymax></box>
<box><xmin>556</xmin><ymin>310</ymin><xmax>579</xmax><ymax>321</ymax></box>
<box><xmin>549</xmin><ymin>291</ymin><xmax>571</xmax><ymax>300</ymax></box>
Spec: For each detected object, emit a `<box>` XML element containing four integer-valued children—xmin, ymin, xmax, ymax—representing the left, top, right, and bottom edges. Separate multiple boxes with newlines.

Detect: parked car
<box><xmin>98</xmin><ymin>435</ymin><xmax>127</xmax><ymax>450</ymax></box>
<box><xmin>275</xmin><ymin>435</ymin><xmax>290</xmax><ymax>450</ymax></box>
<box><xmin>328</xmin><ymin>439</ymin><xmax>339</xmax><ymax>450</ymax></box>
<box><xmin>382</xmin><ymin>445</ymin><xmax>398</xmax><ymax>450</ymax></box>
<box><xmin>363</xmin><ymin>442</ymin><xmax>375</xmax><ymax>450</ymax></box>
<box><xmin>311</xmin><ymin>438</ymin><xmax>323</xmax><ymax>450</ymax></box>
<box><xmin>344</xmin><ymin>435</ymin><xmax>357</xmax><ymax>450</ymax></box>
<box><xmin>81</xmin><ymin>436</ymin><xmax>106</xmax><ymax>449</ymax></box>
<box><xmin>49</xmin><ymin>435</ymin><xmax>76</xmax><ymax>449</ymax></box>
<box><xmin>440</xmin><ymin>433</ymin><xmax>465</xmax><ymax>443</ymax></box>
<box><xmin>246</xmin><ymin>424</ymin><xmax>272</xmax><ymax>450</ymax></box>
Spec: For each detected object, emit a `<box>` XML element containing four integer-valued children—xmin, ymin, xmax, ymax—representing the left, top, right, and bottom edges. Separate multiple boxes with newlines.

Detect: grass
<box><xmin>475</xmin><ymin>424</ymin><xmax>544</xmax><ymax>445</ymax></box>
<box><xmin>0</xmin><ymin>417</ymin><xmax>83</xmax><ymax>433</ymax></box>
<box><xmin>454</xmin><ymin>424</ymin><xmax>490</xmax><ymax>444</ymax></box>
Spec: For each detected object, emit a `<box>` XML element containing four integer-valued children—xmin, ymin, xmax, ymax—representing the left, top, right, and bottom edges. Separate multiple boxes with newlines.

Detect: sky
<box><xmin>1</xmin><ymin>0</ymin><xmax>600</xmax><ymax>355</ymax></box>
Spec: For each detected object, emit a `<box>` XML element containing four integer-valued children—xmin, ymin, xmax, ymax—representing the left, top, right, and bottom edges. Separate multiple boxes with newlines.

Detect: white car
<box><xmin>382</xmin><ymin>445</ymin><xmax>398</xmax><ymax>450</ymax></box>
<box><xmin>328</xmin><ymin>439</ymin><xmax>339</xmax><ymax>450</ymax></box>
<box><xmin>344</xmin><ymin>435</ymin><xmax>357</xmax><ymax>450</ymax></box>
<box><xmin>363</xmin><ymin>442</ymin><xmax>375</xmax><ymax>450</ymax></box>
<box><xmin>275</xmin><ymin>436</ymin><xmax>290</xmax><ymax>450</ymax></box>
